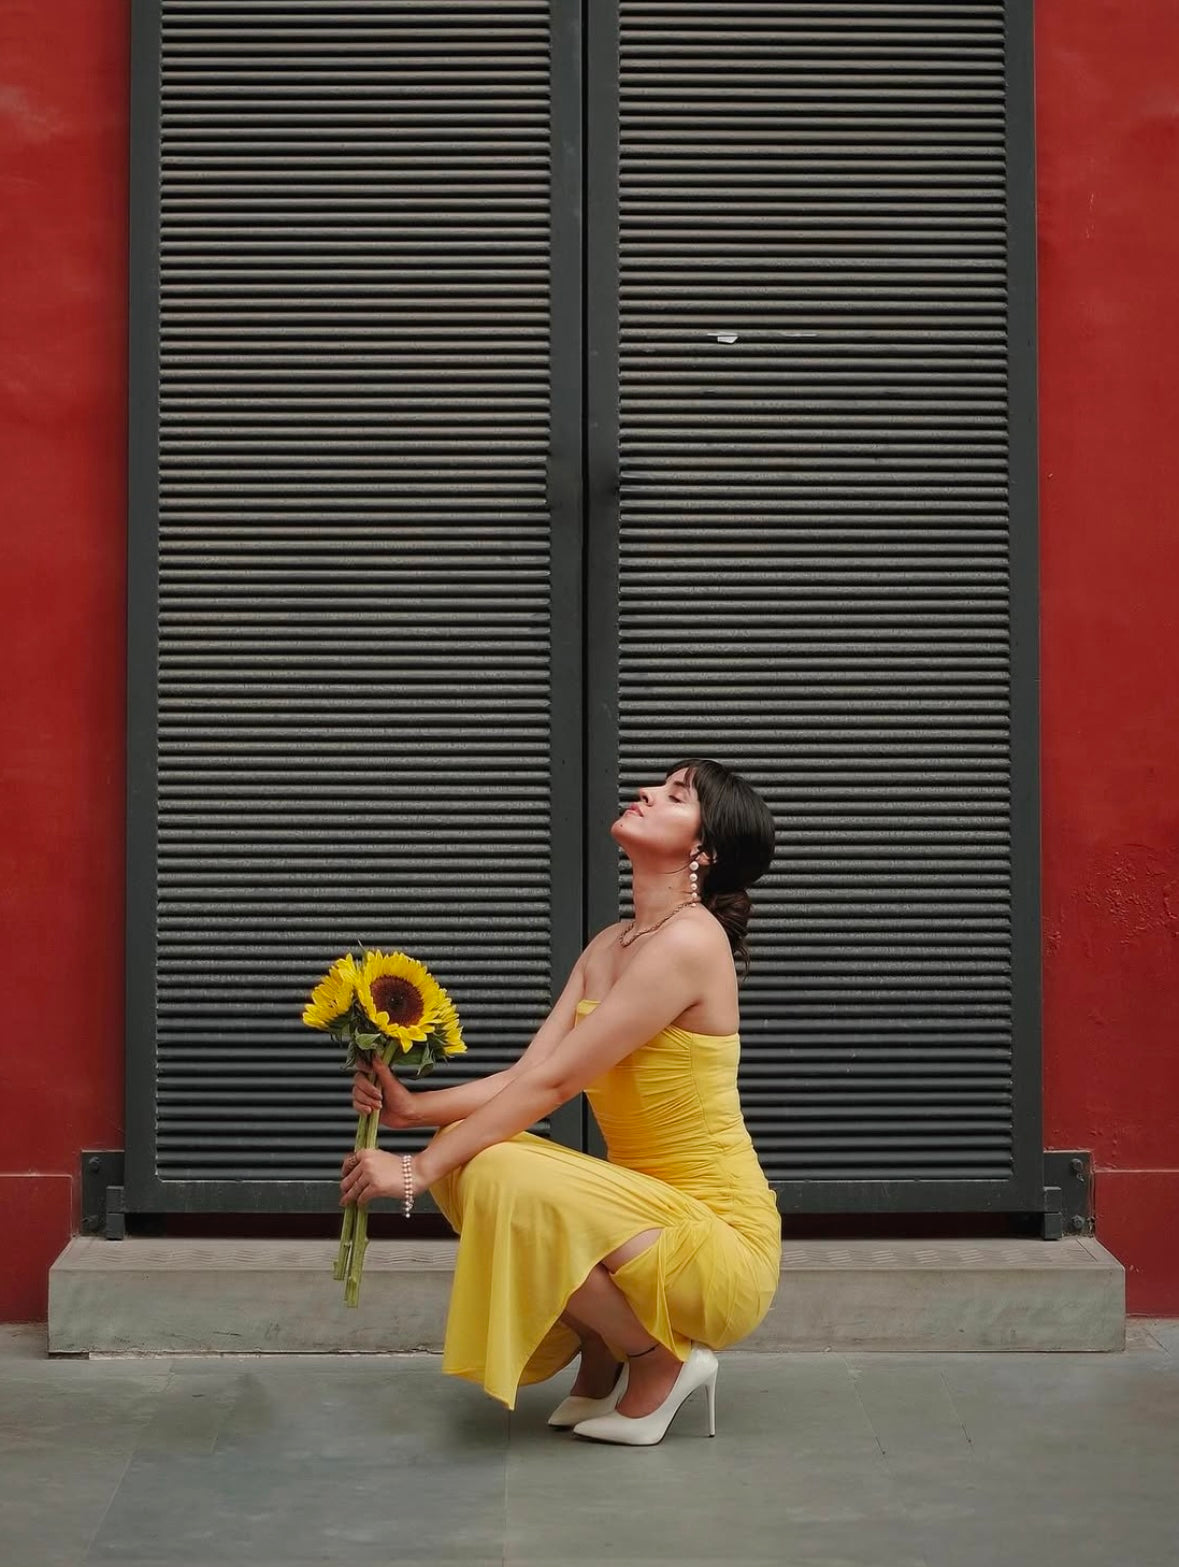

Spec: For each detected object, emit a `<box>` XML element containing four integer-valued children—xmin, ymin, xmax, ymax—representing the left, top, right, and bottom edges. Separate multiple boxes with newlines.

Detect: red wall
<box><xmin>0</xmin><ymin>0</ymin><xmax>130</xmax><ymax>1321</ymax></box>
<box><xmin>1</xmin><ymin>0</ymin><xmax>1176</xmax><ymax>1320</ymax></box>
<box><xmin>1036</xmin><ymin>0</ymin><xmax>1179</xmax><ymax>1312</ymax></box>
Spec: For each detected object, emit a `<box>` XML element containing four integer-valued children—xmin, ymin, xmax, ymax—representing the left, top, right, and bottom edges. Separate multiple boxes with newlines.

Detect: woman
<box><xmin>339</xmin><ymin>756</ymin><xmax>781</xmax><ymax>1446</ymax></box>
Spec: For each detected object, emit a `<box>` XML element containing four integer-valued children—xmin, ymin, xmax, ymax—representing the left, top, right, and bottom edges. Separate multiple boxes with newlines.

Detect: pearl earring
<box><xmin>689</xmin><ymin>850</ymin><xmax>700</xmax><ymax>902</ymax></box>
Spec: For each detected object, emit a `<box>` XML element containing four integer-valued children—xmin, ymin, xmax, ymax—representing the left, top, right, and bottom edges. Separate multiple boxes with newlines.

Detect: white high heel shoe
<box><xmin>572</xmin><ymin>1344</ymin><xmax>718</xmax><ymax>1445</ymax></box>
<box><xmin>547</xmin><ymin>1360</ymin><xmax>629</xmax><ymax>1428</ymax></box>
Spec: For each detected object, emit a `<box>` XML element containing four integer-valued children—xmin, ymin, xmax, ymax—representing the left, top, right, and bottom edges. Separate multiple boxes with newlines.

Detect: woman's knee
<box><xmin>451</xmin><ymin>1135</ymin><xmax>537</xmax><ymax>1199</ymax></box>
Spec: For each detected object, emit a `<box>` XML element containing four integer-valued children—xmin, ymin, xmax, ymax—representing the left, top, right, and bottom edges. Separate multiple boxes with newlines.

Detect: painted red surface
<box><xmin>1035</xmin><ymin>0</ymin><xmax>1179</xmax><ymax>1313</ymax></box>
<box><xmin>0</xmin><ymin>0</ymin><xmax>1176</xmax><ymax>1319</ymax></box>
<box><xmin>0</xmin><ymin>1</ymin><xmax>130</xmax><ymax>1318</ymax></box>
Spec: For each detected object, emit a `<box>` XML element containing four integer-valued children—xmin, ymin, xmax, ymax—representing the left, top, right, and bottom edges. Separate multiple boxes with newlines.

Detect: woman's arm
<box><xmin>413</xmin><ymin>922</ymin><xmax>710</xmax><ymax>1190</ymax></box>
<box><xmin>395</xmin><ymin>1066</ymin><xmax>516</xmax><ymax>1129</ymax></box>
<box><xmin>388</xmin><ymin>933</ymin><xmax>604</xmax><ymax>1128</ymax></box>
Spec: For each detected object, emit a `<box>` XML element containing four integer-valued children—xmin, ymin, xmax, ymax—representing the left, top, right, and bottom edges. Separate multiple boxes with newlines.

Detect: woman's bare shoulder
<box><xmin>587</xmin><ymin>919</ymin><xmax>628</xmax><ymax>948</ymax></box>
<box><xmin>649</xmin><ymin>909</ymin><xmax>736</xmax><ymax>982</ymax></box>
<box><xmin>657</xmin><ymin>904</ymin><xmax>728</xmax><ymax>949</ymax></box>
<box><xmin>580</xmin><ymin>908</ymin><xmax>726</xmax><ymax>979</ymax></box>
<box><xmin>585</xmin><ymin>908</ymin><xmax>723</xmax><ymax>957</ymax></box>
<box><xmin>573</xmin><ymin>921</ymin><xmax>627</xmax><ymax>994</ymax></box>
<box><xmin>577</xmin><ymin>921</ymin><xmax>625</xmax><ymax>971</ymax></box>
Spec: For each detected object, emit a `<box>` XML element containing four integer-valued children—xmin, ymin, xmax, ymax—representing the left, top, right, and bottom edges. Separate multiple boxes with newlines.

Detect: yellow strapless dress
<box><xmin>427</xmin><ymin>998</ymin><xmax>782</xmax><ymax>1409</ymax></box>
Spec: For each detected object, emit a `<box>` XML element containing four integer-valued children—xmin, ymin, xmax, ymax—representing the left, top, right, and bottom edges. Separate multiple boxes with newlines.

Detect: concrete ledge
<box><xmin>748</xmin><ymin>1237</ymin><xmax>1125</xmax><ymax>1353</ymax></box>
<box><xmin>48</xmin><ymin>1235</ymin><xmax>1124</xmax><ymax>1356</ymax></box>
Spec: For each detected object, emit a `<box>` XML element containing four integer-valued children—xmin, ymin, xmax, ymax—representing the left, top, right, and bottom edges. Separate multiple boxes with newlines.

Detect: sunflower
<box><xmin>356</xmin><ymin>948</ymin><xmax>446</xmax><ymax>1053</ymax></box>
<box><xmin>302</xmin><ymin>953</ymin><xmax>360</xmax><ymax>1030</ymax></box>
<box><xmin>431</xmin><ymin>988</ymin><xmax>467</xmax><ymax>1056</ymax></box>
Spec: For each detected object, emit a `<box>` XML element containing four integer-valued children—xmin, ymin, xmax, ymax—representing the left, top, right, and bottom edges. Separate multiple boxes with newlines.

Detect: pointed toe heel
<box><xmin>547</xmin><ymin>1361</ymin><xmax>629</xmax><ymax>1428</ymax></box>
<box><xmin>572</xmin><ymin>1344</ymin><xmax>718</xmax><ymax>1446</ymax></box>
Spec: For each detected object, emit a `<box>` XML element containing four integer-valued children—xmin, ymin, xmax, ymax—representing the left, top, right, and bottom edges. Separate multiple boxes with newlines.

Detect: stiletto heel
<box><xmin>547</xmin><ymin>1360</ymin><xmax>628</xmax><ymax>1428</ymax></box>
<box><xmin>572</xmin><ymin>1344</ymin><xmax>719</xmax><ymax>1446</ymax></box>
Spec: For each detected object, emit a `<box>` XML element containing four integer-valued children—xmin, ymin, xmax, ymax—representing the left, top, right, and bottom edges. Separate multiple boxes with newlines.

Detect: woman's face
<box><xmin>611</xmin><ymin>766</ymin><xmax>704</xmax><ymax>863</ymax></box>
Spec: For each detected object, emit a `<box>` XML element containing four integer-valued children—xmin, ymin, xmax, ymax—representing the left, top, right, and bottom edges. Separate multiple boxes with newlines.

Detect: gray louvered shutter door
<box><xmin>126</xmin><ymin>1</ymin><xmax>583</xmax><ymax>1210</ymax></box>
<box><xmin>590</xmin><ymin>1</ymin><xmax>1041</xmax><ymax>1210</ymax></box>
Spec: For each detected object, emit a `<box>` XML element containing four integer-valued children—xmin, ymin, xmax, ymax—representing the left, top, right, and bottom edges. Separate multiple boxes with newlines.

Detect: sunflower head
<box><xmin>357</xmin><ymin>948</ymin><xmax>445</xmax><ymax>1052</ymax></box>
<box><xmin>302</xmin><ymin>953</ymin><xmax>360</xmax><ymax>1030</ymax></box>
<box><xmin>432</xmin><ymin>989</ymin><xmax>467</xmax><ymax>1056</ymax></box>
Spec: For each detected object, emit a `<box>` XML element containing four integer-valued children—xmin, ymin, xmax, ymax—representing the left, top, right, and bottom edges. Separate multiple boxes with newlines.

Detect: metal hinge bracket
<box><xmin>1041</xmin><ymin>1150</ymin><xmax>1093</xmax><ymax>1240</ymax></box>
<box><xmin>80</xmin><ymin>1150</ymin><xmax>126</xmax><ymax>1240</ymax></box>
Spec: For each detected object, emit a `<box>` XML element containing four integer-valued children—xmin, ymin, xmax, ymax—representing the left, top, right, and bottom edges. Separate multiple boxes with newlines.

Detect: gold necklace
<box><xmin>618</xmin><ymin>897</ymin><xmax>696</xmax><ymax>947</ymax></box>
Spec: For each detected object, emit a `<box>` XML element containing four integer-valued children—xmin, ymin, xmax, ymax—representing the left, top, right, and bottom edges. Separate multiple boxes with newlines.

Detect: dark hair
<box><xmin>664</xmin><ymin>756</ymin><xmax>776</xmax><ymax>982</ymax></box>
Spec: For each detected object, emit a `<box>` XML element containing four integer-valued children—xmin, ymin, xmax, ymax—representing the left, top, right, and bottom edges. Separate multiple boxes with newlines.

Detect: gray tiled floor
<box><xmin>2</xmin><ymin>1320</ymin><xmax>1177</xmax><ymax>1567</ymax></box>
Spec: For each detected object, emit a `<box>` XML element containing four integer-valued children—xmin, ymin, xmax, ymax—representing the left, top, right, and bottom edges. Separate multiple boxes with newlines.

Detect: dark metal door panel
<box><xmin>126</xmin><ymin>0</ymin><xmax>584</xmax><ymax>1210</ymax></box>
<box><xmin>587</xmin><ymin>1</ymin><xmax>1041</xmax><ymax>1213</ymax></box>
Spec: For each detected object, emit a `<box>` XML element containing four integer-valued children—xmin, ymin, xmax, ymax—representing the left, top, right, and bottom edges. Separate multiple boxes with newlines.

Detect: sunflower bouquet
<box><xmin>302</xmin><ymin>945</ymin><xmax>465</xmax><ymax>1306</ymax></box>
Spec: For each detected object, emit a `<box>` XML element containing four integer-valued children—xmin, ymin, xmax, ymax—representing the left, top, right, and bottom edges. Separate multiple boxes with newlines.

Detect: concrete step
<box><xmin>47</xmin><ymin>1235</ymin><xmax>1125</xmax><ymax>1356</ymax></box>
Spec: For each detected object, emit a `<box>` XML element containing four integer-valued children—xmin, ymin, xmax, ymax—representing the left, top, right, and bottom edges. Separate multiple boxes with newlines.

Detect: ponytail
<box><xmin>703</xmin><ymin>887</ymin><xmax>753</xmax><ymax>982</ymax></box>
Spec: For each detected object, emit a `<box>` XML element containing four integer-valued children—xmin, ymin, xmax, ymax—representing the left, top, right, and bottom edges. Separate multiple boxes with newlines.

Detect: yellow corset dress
<box><xmin>427</xmin><ymin>998</ymin><xmax>782</xmax><ymax>1409</ymax></box>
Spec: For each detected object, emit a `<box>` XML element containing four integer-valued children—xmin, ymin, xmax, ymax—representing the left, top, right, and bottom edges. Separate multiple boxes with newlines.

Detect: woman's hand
<box><xmin>352</xmin><ymin>1052</ymin><xmax>421</xmax><ymax>1130</ymax></box>
<box><xmin>339</xmin><ymin>1148</ymin><xmax>429</xmax><ymax>1209</ymax></box>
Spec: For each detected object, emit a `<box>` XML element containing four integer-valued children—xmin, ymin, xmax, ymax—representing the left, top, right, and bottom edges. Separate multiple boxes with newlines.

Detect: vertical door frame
<box><xmin>583</xmin><ymin>0</ymin><xmax>622</xmax><ymax>1160</ymax></box>
<box><xmin>584</xmin><ymin>0</ymin><xmax>622</xmax><ymax>941</ymax></box>
<box><xmin>124</xmin><ymin>0</ymin><xmax>162</xmax><ymax>1208</ymax></box>
<box><xmin>547</xmin><ymin>0</ymin><xmax>589</xmax><ymax>1148</ymax></box>
<box><xmin>1004</xmin><ymin>0</ymin><xmax>1044</xmax><ymax>1212</ymax></box>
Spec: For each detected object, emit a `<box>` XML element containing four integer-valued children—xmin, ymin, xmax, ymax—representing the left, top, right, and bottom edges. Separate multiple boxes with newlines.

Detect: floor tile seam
<box><xmin>131</xmin><ymin>1364</ymin><xmax>192</xmax><ymax>1459</ymax></box>
<box><xmin>1</xmin><ymin>1372</ymin><xmax>176</xmax><ymax>1466</ymax></box>
<box><xmin>936</xmin><ymin>1369</ymin><xmax>975</xmax><ymax>1448</ymax></box>
<box><xmin>75</xmin><ymin>1365</ymin><xmax>185</xmax><ymax>1560</ymax></box>
<box><xmin>841</xmin><ymin>1356</ymin><xmax>978</xmax><ymax>1442</ymax></box>
<box><xmin>1137</xmin><ymin>1324</ymin><xmax>1175</xmax><ymax>1357</ymax></box>
<box><xmin>77</xmin><ymin>1437</ymin><xmax>141</xmax><ymax>1567</ymax></box>
<box><xmin>839</xmin><ymin>1352</ymin><xmax>887</xmax><ymax>1460</ymax></box>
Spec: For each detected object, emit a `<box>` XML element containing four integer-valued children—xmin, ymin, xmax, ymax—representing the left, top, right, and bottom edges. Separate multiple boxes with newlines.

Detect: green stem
<box><xmin>333</xmin><ymin>1108</ymin><xmax>370</xmax><ymax>1282</ymax></box>
<box><xmin>343</xmin><ymin>1100</ymin><xmax>382</xmax><ymax>1305</ymax></box>
<box><xmin>334</xmin><ymin>1046</ymin><xmax>386</xmax><ymax>1283</ymax></box>
<box><xmin>333</xmin><ymin>1203</ymin><xmax>355</xmax><ymax>1283</ymax></box>
<box><xmin>343</xmin><ymin>1204</ymin><xmax>369</xmax><ymax>1308</ymax></box>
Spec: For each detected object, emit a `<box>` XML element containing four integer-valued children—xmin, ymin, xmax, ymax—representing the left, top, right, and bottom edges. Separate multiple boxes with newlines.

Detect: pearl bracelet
<box><xmin>401</xmin><ymin>1154</ymin><xmax>415</xmax><ymax>1218</ymax></box>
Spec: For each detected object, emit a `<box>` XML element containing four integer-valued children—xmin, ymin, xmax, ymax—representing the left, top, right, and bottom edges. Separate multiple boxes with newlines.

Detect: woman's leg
<box><xmin>558</xmin><ymin>1304</ymin><xmax>623</xmax><ymax>1398</ymax></box>
<box><xmin>562</xmin><ymin>1230</ymin><xmax>685</xmax><ymax>1417</ymax></box>
<box><xmin>428</xmin><ymin>1127</ymin><xmax>688</xmax><ymax>1411</ymax></box>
